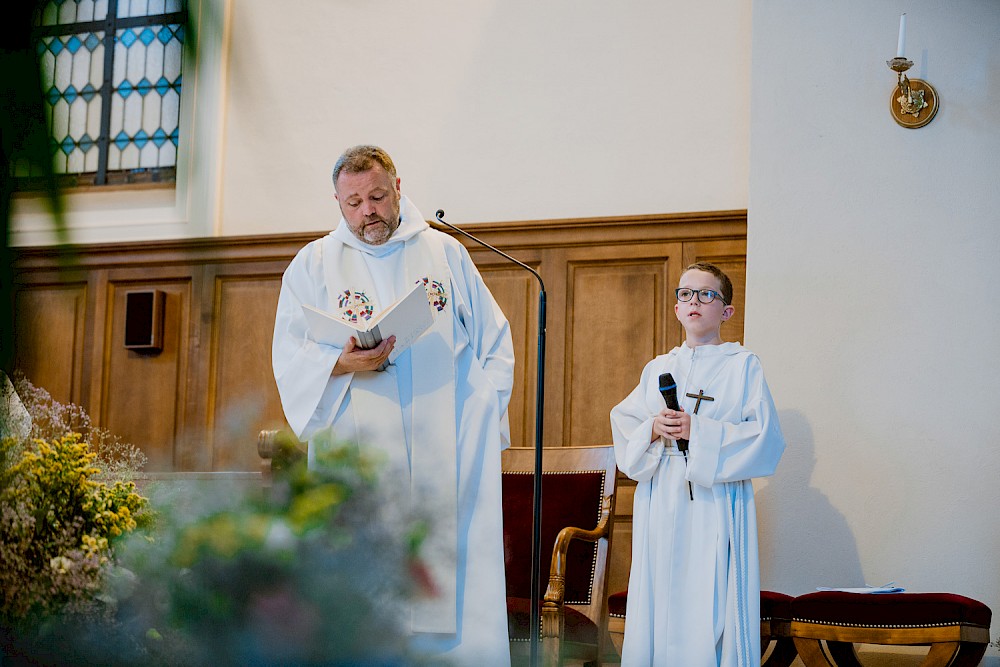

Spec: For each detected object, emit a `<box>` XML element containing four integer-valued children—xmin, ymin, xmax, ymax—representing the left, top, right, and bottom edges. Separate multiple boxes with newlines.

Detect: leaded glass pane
<box><xmin>110</xmin><ymin>23</ymin><xmax>183</xmax><ymax>172</ymax></box>
<box><xmin>39</xmin><ymin>31</ymin><xmax>105</xmax><ymax>177</ymax></box>
<box><xmin>21</xmin><ymin>1</ymin><xmax>185</xmax><ymax>187</ymax></box>
<box><xmin>40</xmin><ymin>0</ymin><xmax>108</xmax><ymax>26</ymax></box>
<box><xmin>119</xmin><ymin>0</ymin><xmax>182</xmax><ymax>19</ymax></box>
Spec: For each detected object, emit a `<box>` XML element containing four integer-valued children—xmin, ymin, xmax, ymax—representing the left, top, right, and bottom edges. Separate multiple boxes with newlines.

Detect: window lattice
<box><xmin>19</xmin><ymin>0</ymin><xmax>186</xmax><ymax>187</ymax></box>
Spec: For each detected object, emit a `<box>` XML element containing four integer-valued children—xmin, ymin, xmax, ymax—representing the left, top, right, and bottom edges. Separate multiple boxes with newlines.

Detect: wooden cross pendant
<box><xmin>685</xmin><ymin>389</ymin><xmax>715</xmax><ymax>414</ymax></box>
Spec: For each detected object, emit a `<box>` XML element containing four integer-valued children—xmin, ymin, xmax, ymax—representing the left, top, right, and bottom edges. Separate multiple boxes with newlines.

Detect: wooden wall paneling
<box><xmin>562</xmin><ymin>243</ymin><xmax>685</xmax><ymax>447</ymax></box>
<box><xmin>101</xmin><ymin>273</ymin><xmax>192</xmax><ymax>472</ymax></box>
<box><xmin>207</xmin><ymin>266</ymin><xmax>288</xmax><ymax>471</ymax></box>
<box><xmin>682</xmin><ymin>238</ymin><xmax>748</xmax><ymax>344</ymax></box>
<box><xmin>13</xmin><ymin>281</ymin><xmax>88</xmax><ymax>405</ymax></box>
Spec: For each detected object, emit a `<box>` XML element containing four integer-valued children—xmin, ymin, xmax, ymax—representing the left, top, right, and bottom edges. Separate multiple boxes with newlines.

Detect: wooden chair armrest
<box><xmin>257</xmin><ymin>429</ymin><xmax>306</xmax><ymax>480</ymax></box>
<box><xmin>543</xmin><ymin>497</ymin><xmax>612</xmax><ymax>607</ymax></box>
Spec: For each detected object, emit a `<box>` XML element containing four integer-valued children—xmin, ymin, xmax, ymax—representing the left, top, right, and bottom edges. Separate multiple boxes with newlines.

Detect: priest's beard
<box><xmin>356</xmin><ymin>208</ymin><xmax>400</xmax><ymax>245</ymax></box>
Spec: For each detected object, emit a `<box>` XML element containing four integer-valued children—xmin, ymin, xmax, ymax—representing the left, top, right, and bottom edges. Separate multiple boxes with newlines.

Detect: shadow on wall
<box><xmin>755</xmin><ymin>409</ymin><xmax>864</xmax><ymax>595</ymax></box>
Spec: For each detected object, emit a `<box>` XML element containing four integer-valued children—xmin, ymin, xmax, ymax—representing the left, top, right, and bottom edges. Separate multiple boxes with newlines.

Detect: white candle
<box><xmin>896</xmin><ymin>13</ymin><xmax>907</xmax><ymax>58</ymax></box>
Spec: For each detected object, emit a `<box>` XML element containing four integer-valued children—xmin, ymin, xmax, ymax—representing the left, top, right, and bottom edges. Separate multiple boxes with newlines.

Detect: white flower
<box><xmin>50</xmin><ymin>555</ymin><xmax>73</xmax><ymax>574</ymax></box>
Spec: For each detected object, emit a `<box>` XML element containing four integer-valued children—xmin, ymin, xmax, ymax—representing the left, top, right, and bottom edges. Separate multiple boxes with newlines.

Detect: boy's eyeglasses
<box><xmin>675</xmin><ymin>288</ymin><xmax>727</xmax><ymax>305</ymax></box>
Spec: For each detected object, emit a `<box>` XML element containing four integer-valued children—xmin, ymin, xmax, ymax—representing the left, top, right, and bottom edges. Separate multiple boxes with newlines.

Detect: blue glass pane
<box><xmin>33</xmin><ymin>3</ymin><xmax>183</xmax><ymax>178</ymax></box>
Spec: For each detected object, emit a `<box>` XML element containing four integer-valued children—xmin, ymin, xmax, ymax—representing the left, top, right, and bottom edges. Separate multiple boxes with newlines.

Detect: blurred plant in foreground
<box><xmin>98</xmin><ymin>435</ymin><xmax>444</xmax><ymax>667</ymax></box>
<box><xmin>2</xmin><ymin>376</ymin><xmax>442</xmax><ymax>665</ymax></box>
<box><xmin>0</xmin><ymin>374</ymin><xmax>150</xmax><ymax>659</ymax></box>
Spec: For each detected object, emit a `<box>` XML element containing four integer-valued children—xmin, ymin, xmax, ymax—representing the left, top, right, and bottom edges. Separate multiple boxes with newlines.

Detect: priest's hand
<box><xmin>650</xmin><ymin>407</ymin><xmax>691</xmax><ymax>443</ymax></box>
<box><xmin>332</xmin><ymin>335</ymin><xmax>396</xmax><ymax>375</ymax></box>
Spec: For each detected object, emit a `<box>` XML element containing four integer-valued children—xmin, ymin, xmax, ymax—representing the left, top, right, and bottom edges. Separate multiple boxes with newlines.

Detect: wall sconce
<box><xmin>886</xmin><ymin>13</ymin><xmax>938</xmax><ymax>129</ymax></box>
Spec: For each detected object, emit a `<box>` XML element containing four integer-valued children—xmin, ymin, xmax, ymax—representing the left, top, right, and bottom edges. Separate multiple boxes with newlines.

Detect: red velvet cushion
<box><xmin>507</xmin><ymin>596</ymin><xmax>598</xmax><ymax>644</ymax></box>
<box><xmin>608</xmin><ymin>591</ymin><xmax>627</xmax><ymax>618</ymax></box>
<box><xmin>791</xmin><ymin>592</ymin><xmax>992</xmax><ymax>628</ymax></box>
<box><xmin>502</xmin><ymin>471</ymin><xmax>605</xmax><ymax>604</ymax></box>
<box><xmin>610</xmin><ymin>590</ymin><xmax>791</xmax><ymax>621</ymax></box>
<box><xmin>760</xmin><ymin>590</ymin><xmax>793</xmax><ymax>621</ymax></box>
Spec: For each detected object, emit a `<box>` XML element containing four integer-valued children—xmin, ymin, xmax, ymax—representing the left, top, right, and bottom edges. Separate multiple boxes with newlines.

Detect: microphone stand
<box><xmin>434</xmin><ymin>210</ymin><xmax>546</xmax><ymax>667</ymax></box>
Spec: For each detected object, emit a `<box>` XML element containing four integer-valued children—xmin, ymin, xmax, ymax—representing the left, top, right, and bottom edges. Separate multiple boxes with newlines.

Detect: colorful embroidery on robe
<box><xmin>417</xmin><ymin>277</ymin><xmax>449</xmax><ymax>312</ymax></box>
<box><xmin>337</xmin><ymin>289</ymin><xmax>375</xmax><ymax>323</ymax></box>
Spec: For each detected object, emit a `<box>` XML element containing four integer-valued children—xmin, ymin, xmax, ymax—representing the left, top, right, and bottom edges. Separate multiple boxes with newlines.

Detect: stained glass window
<box><xmin>17</xmin><ymin>0</ymin><xmax>186</xmax><ymax>187</ymax></box>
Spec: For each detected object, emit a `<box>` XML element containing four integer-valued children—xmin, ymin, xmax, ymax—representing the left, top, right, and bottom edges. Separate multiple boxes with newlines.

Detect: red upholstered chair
<box><xmin>789</xmin><ymin>591</ymin><xmax>992</xmax><ymax>667</ymax></box>
<box><xmin>604</xmin><ymin>589</ymin><xmax>799</xmax><ymax>666</ymax></box>
<box><xmin>503</xmin><ymin>446</ymin><xmax>618</xmax><ymax>667</ymax></box>
<box><xmin>760</xmin><ymin>590</ymin><xmax>797</xmax><ymax>667</ymax></box>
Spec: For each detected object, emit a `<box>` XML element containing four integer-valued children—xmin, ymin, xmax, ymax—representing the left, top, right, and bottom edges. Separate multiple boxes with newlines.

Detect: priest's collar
<box><xmin>330</xmin><ymin>195</ymin><xmax>429</xmax><ymax>257</ymax></box>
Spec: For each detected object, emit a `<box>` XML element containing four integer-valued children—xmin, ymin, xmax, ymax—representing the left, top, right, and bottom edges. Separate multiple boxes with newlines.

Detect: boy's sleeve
<box><xmin>611</xmin><ymin>362</ymin><xmax>664</xmax><ymax>482</ymax></box>
<box><xmin>685</xmin><ymin>355</ymin><xmax>785</xmax><ymax>487</ymax></box>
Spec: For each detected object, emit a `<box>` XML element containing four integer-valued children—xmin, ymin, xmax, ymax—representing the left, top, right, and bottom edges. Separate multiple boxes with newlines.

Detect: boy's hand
<box><xmin>332</xmin><ymin>335</ymin><xmax>396</xmax><ymax>375</ymax></box>
<box><xmin>650</xmin><ymin>407</ymin><xmax>691</xmax><ymax>443</ymax></box>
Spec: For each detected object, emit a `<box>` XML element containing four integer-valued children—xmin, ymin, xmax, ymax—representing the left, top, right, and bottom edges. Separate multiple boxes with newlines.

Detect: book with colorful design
<box><xmin>301</xmin><ymin>283</ymin><xmax>434</xmax><ymax>367</ymax></box>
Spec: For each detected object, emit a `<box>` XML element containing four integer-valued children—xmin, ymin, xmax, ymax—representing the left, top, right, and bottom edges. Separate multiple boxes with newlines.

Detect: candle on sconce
<box><xmin>896</xmin><ymin>13</ymin><xmax>907</xmax><ymax>58</ymax></box>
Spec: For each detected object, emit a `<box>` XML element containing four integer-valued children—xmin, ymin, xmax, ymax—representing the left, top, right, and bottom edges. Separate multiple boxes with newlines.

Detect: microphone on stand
<box><xmin>433</xmin><ymin>210</ymin><xmax>547</xmax><ymax>667</ymax></box>
<box><xmin>658</xmin><ymin>372</ymin><xmax>693</xmax><ymax>500</ymax></box>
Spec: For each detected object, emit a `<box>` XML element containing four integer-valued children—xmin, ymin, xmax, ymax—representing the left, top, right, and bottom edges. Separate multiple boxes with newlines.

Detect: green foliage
<box><xmin>12</xmin><ymin>372</ymin><xmax>148</xmax><ymax>483</ymax></box>
<box><xmin>96</xmin><ymin>441</ymin><xmax>442</xmax><ymax>666</ymax></box>
<box><xmin>0</xmin><ymin>433</ymin><xmax>148</xmax><ymax>628</ymax></box>
<box><xmin>0</xmin><ymin>375</ymin><xmax>149</xmax><ymax>662</ymax></box>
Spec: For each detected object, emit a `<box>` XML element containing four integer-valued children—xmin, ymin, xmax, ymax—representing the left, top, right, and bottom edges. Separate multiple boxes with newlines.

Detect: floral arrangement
<box><xmin>1</xmin><ymin>374</ymin><xmax>442</xmax><ymax>666</ymax></box>
<box><xmin>100</xmin><ymin>440</ymin><xmax>440</xmax><ymax>666</ymax></box>
<box><xmin>0</xmin><ymin>374</ymin><xmax>150</xmax><ymax>658</ymax></box>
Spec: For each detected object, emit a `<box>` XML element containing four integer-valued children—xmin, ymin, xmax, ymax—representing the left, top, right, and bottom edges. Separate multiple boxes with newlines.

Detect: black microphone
<box><xmin>658</xmin><ymin>372</ymin><xmax>688</xmax><ymax>452</ymax></box>
<box><xmin>659</xmin><ymin>372</ymin><xmax>693</xmax><ymax>500</ymax></box>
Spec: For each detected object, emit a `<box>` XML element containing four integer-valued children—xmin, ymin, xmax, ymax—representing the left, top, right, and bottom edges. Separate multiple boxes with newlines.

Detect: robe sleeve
<box><xmin>271</xmin><ymin>243</ymin><xmax>352</xmax><ymax>440</ymax></box>
<box><xmin>450</xmin><ymin>243</ymin><xmax>515</xmax><ymax>418</ymax></box>
<box><xmin>685</xmin><ymin>354</ymin><xmax>785</xmax><ymax>488</ymax></box>
<box><xmin>610</xmin><ymin>361</ymin><xmax>664</xmax><ymax>482</ymax></box>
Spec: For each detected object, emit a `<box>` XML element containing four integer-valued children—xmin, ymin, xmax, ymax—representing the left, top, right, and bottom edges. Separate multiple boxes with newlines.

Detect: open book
<box><xmin>301</xmin><ymin>283</ymin><xmax>434</xmax><ymax>370</ymax></box>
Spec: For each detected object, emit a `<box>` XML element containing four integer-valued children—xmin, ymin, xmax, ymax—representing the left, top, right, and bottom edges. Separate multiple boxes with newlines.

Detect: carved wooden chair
<box><xmin>502</xmin><ymin>445</ymin><xmax>618</xmax><ymax>667</ymax></box>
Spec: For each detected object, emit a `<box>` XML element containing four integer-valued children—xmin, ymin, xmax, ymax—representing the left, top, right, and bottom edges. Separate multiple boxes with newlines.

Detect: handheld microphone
<box><xmin>659</xmin><ymin>372</ymin><xmax>693</xmax><ymax>500</ymax></box>
<box><xmin>658</xmin><ymin>372</ymin><xmax>688</xmax><ymax>452</ymax></box>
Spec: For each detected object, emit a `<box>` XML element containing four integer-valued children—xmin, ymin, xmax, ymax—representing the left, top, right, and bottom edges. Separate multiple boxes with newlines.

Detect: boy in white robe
<box><xmin>610</xmin><ymin>262</ymin><xmax>785</xmax><ymax>667</ymax></box>
<box><xmin>272</xmin><ymin>145</ymin><xmax>514</xmax><ymax>666</ymax></box>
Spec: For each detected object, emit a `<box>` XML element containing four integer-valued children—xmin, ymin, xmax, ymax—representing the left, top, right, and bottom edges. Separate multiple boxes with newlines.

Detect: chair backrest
<box><xmin>501</xmin><ymin>445</ymin><xmax>618</xmax><ymax>630</ymax></box>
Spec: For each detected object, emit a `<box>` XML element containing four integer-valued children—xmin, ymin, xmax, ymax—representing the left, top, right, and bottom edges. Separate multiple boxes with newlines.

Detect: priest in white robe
<box><xmin>611</xmin><ymin>263</ymin><xmax>785</xmax><ymax>667</ymax></box>
<box><xmin>272</xmin><ymin>145</ymin><xmax>514</xmax><ymax>666</ymax></box>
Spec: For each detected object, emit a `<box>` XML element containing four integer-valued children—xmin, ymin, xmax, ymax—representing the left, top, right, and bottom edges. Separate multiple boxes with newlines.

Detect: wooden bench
<box><xmin>789</xmin><ymin>591</ymin><xmax>992</xmax><ymax>667</ymax></box>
